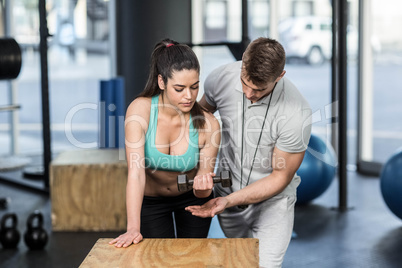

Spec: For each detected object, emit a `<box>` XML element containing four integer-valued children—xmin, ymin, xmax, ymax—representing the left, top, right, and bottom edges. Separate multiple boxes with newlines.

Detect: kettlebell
<box><xmin>24</xmin><ymin>211</ymin><xmax>48</xmax><ymax>250</ymax></box>
<box><xmin>0</xmin><ymin>213</ymin><xmax>21</xmax><ymax>249</ymax></box>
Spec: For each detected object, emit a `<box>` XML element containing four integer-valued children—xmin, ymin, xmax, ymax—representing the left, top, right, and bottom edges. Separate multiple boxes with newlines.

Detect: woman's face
<box><xmin>158</xmin><ymin>69</ymin><xmax>199</xmax><ymax>114</ymax></box>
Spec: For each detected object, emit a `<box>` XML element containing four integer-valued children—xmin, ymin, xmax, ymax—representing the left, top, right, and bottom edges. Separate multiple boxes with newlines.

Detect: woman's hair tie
<box><xmin>166</xmin><ymin>43</ymin><xmax>174</xmax><ymax>48</ymax></box>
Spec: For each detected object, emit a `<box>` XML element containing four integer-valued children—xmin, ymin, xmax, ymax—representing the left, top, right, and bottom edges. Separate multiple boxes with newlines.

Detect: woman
<box><xmin>109</xmin><ymin>39</ymin><xmax>221</xmax><ymax>247</ymax></box>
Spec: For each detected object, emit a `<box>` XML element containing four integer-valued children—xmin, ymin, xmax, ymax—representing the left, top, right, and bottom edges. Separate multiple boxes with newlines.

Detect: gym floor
<box><xmin>0</xmin><ymin>169</ymin><xmax>401</xmax><ymax>268</ymax></box>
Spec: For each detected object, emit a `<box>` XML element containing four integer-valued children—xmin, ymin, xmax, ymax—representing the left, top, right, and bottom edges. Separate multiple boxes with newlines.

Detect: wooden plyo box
<box><xmin>50</xmin><ymin>149</ymin><xmax>127</xmax><ymax>231</ymax></box>
<box><xmin>80</xmin><ymin>238</ymin><xmax>259</xmax><ymax>267</ymax></box>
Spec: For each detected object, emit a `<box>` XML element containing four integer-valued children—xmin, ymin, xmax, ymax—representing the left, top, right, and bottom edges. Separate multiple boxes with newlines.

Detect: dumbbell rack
<box><xmin>0</xmin><ymin>77</ymin><xmax>22</xmax><ymax>210</ymax></box>
<box><xmin>0</xmin><ymin>101</ymin><xmax>48</xmax><ymax>193</ymax></box>
<box><xmin>0</xmin><ymin>90</ymin><xmax>21</xmax><ymax>157</ymax></box>
<box><xmin>0</xmin><ymin>97</ymin><xmax>20</xmax><ymax>151</ymax></box>
<box><xmin>0</xmin><ymin>38</ymin><xmax>19</xmax><ymax>154</ymax></box>
<box><xmin>0</xmin><ymin>36</ymin><xmax>49</xmax><ymax>194</ymax></box>
<box><xmin>0</xmin><ymin>81</ymin><xmax>33</xmax><ymax>173</ymax></box>
<box><xmin>0</xmin><ymin>0</ymin><xmax>52</xmax><ymax>194</ymax></box>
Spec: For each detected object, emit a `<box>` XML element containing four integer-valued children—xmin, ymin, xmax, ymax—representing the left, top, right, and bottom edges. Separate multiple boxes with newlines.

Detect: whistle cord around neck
<box><xmin>240</xmin><ymin>83</ymin><xmax>276</xmax><ymax>190</ymax></box>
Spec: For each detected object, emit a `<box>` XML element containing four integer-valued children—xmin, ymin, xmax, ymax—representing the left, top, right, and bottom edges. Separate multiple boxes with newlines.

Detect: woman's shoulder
<box><xmin>125</xmin><ymin>96</ymin><xmax>153</xmax><ymax>133</ymax></box>
<box><xmin>127</xmin><ymin>96</ymin><xmax>152</xmax><ymax>116</ymax></box>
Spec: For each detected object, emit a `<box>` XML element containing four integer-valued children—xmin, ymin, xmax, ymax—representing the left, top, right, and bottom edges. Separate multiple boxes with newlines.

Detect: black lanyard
<box><xmin>238</xmin><ymin>83</ymin><xmax>276</xmax><ymax>209</ymax></box>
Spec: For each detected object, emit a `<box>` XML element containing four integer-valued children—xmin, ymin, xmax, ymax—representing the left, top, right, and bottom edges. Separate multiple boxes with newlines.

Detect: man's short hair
<box><xmin>242</xmin><ymin>37</ymin><xmax>286</xmax><ymax>86</ymax></box>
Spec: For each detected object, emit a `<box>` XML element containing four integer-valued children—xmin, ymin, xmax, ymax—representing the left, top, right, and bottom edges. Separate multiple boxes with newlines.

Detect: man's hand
<box><xmin>186</xmin><ymin>197</ymin><xmax>228</xmax><ymax>218</ymax></box>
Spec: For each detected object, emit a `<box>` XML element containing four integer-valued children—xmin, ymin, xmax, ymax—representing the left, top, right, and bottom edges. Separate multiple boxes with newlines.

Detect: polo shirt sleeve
<box><xmin>275</xmin><ymin>107</ymin><xmax>312</xmax><ymax>153</ymax></box>
<box><xmin>203</xmin><ymin>65</ymin><xmax>225</xmax><ymax>108</ymax></box>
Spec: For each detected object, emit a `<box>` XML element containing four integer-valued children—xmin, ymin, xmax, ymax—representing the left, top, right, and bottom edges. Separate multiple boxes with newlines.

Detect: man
<box><xmin>186</xmin><ymin>37</ymin><xmax>312</xmax><ymax>267</ymax></box>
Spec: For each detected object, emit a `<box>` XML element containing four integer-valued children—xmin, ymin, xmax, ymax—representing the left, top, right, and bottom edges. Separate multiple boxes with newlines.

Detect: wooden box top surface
<box><xmin>51</xmin><ymin>149</ymin><xmax>126</xmax><ymax>166</ymax></box>
<box><xmin>80</xmin><ymin>238</ymin><xmax>259</xmax><ymax>267</ymax></box>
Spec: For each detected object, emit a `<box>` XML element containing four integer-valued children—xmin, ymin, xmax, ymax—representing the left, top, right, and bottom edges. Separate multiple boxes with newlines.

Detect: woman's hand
<box><xmin>193</xmin><ymin>172</ymin><xmax>215</xmax><ymax>190</ymax></box>
<box><xmin>192</xmin><ymin>173</ymin><xmax>215</xmax><ymax>198</ymax></box>
<box><xmin>108</xmin><ymin>228</ymin><xmax>143</xmax><ymax>248</ymax></box>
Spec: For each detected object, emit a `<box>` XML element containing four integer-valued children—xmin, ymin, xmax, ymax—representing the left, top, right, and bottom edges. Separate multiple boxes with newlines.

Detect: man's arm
<box><xmin>225</xmin><ymin>146</ymin><xmax>305</xmax><ymax>207</ymax></box>
<box><xmin>186</xmin><ymin>146</ymin><xmax>305</xmax><ymax>217</ymax></box>
<box><xmin>199</xmin><ymin>95</ymin><xmax>217</xmax><ymax>114</ymax></box>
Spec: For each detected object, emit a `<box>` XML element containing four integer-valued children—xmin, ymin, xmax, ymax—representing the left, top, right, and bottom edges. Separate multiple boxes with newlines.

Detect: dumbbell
<box><xmin>177</xmin><ymin>170</ymin><xmax>232</xmax><ymax>191</ymax></box>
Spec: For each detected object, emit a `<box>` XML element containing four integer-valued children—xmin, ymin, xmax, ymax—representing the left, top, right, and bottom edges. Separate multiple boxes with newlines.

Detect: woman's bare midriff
<box><xmin>144</xmin><ymin>168</ymin><xmax>198</xmax><ymax>197</ymax></box>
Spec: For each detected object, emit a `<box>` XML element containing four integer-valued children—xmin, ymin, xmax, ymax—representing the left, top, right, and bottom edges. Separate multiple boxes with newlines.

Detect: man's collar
<box><xmin>244</xmin><ymin>78</ymin><xmax>284</xmax><ymax>107</ymax></box>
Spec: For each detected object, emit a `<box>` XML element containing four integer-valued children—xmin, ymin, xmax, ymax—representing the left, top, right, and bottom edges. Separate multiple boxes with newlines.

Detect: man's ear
<box><xmin>274</xmin><ymin>70</ymin><xmax>286</xmax><ymax>82</ymax></box>
<box><xmin>158</xmin><ymin>74</ymin><xmax>165</xmax><ymax>90</ymax></box>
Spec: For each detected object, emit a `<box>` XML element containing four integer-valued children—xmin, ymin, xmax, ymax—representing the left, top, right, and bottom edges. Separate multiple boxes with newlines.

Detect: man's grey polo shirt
<box><xmin>204</xmin><ymin>61</ymin><xmax>312</xmax><ymax>197</ymax></box>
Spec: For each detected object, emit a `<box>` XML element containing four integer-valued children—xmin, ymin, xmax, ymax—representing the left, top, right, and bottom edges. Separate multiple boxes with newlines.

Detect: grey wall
<box><xmin>115</xmin><ymin>0</ymin><xmax>192</xmax><ymax>108</ymax></box>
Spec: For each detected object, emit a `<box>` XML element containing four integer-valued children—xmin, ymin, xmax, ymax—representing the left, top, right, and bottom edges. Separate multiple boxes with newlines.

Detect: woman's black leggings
<box><xmin>140</xmin><ymin>191</ymin><xmax>213</xmax><ymax>238</ymax></box>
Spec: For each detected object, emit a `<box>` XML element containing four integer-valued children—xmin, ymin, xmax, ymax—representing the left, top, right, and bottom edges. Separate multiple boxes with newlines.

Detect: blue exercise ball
<box><xmin>380</xmin><ymin>148</ymin><xmax>402</xmax><ymax>220</ymax></box>
<box><xmin>296</xmin><ymin>134</ymin><xmax>337</xmax><ymax>204</ymax></box>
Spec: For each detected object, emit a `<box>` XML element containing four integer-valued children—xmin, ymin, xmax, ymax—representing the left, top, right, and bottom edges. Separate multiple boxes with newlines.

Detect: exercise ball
<box><xmin>380</xmin><ymin>148</ymin><xmax>402</xmax><ymax>220</ymax></box>
<box><xmin>296</xmin><ymin>134</ymin><xmax>337</xmax><ymax>204</ymax></box>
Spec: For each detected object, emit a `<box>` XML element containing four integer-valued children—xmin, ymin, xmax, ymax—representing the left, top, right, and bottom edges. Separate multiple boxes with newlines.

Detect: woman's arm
<box><xmin>109</xmin><ymin>98</ymin><xmax>149</xmax><ymax>247</ymax></box>
<box><xmin>192</xmin><ymin>111</ymin><xmax>221</xmax><ymax>198</ymax></box>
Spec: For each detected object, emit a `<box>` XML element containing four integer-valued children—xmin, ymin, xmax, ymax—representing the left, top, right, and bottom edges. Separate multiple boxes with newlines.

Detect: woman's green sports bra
<box><xmin>144</xmin><ymin>95</ymin><xmax>199</xmax><ymax>172</ymax></box>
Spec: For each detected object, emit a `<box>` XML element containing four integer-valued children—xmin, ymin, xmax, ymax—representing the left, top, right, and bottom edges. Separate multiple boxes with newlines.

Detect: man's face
<box><xmin>240</xmin><ymin>69</ymin><xmax>281</xmax><ymax>103</ymax></box>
